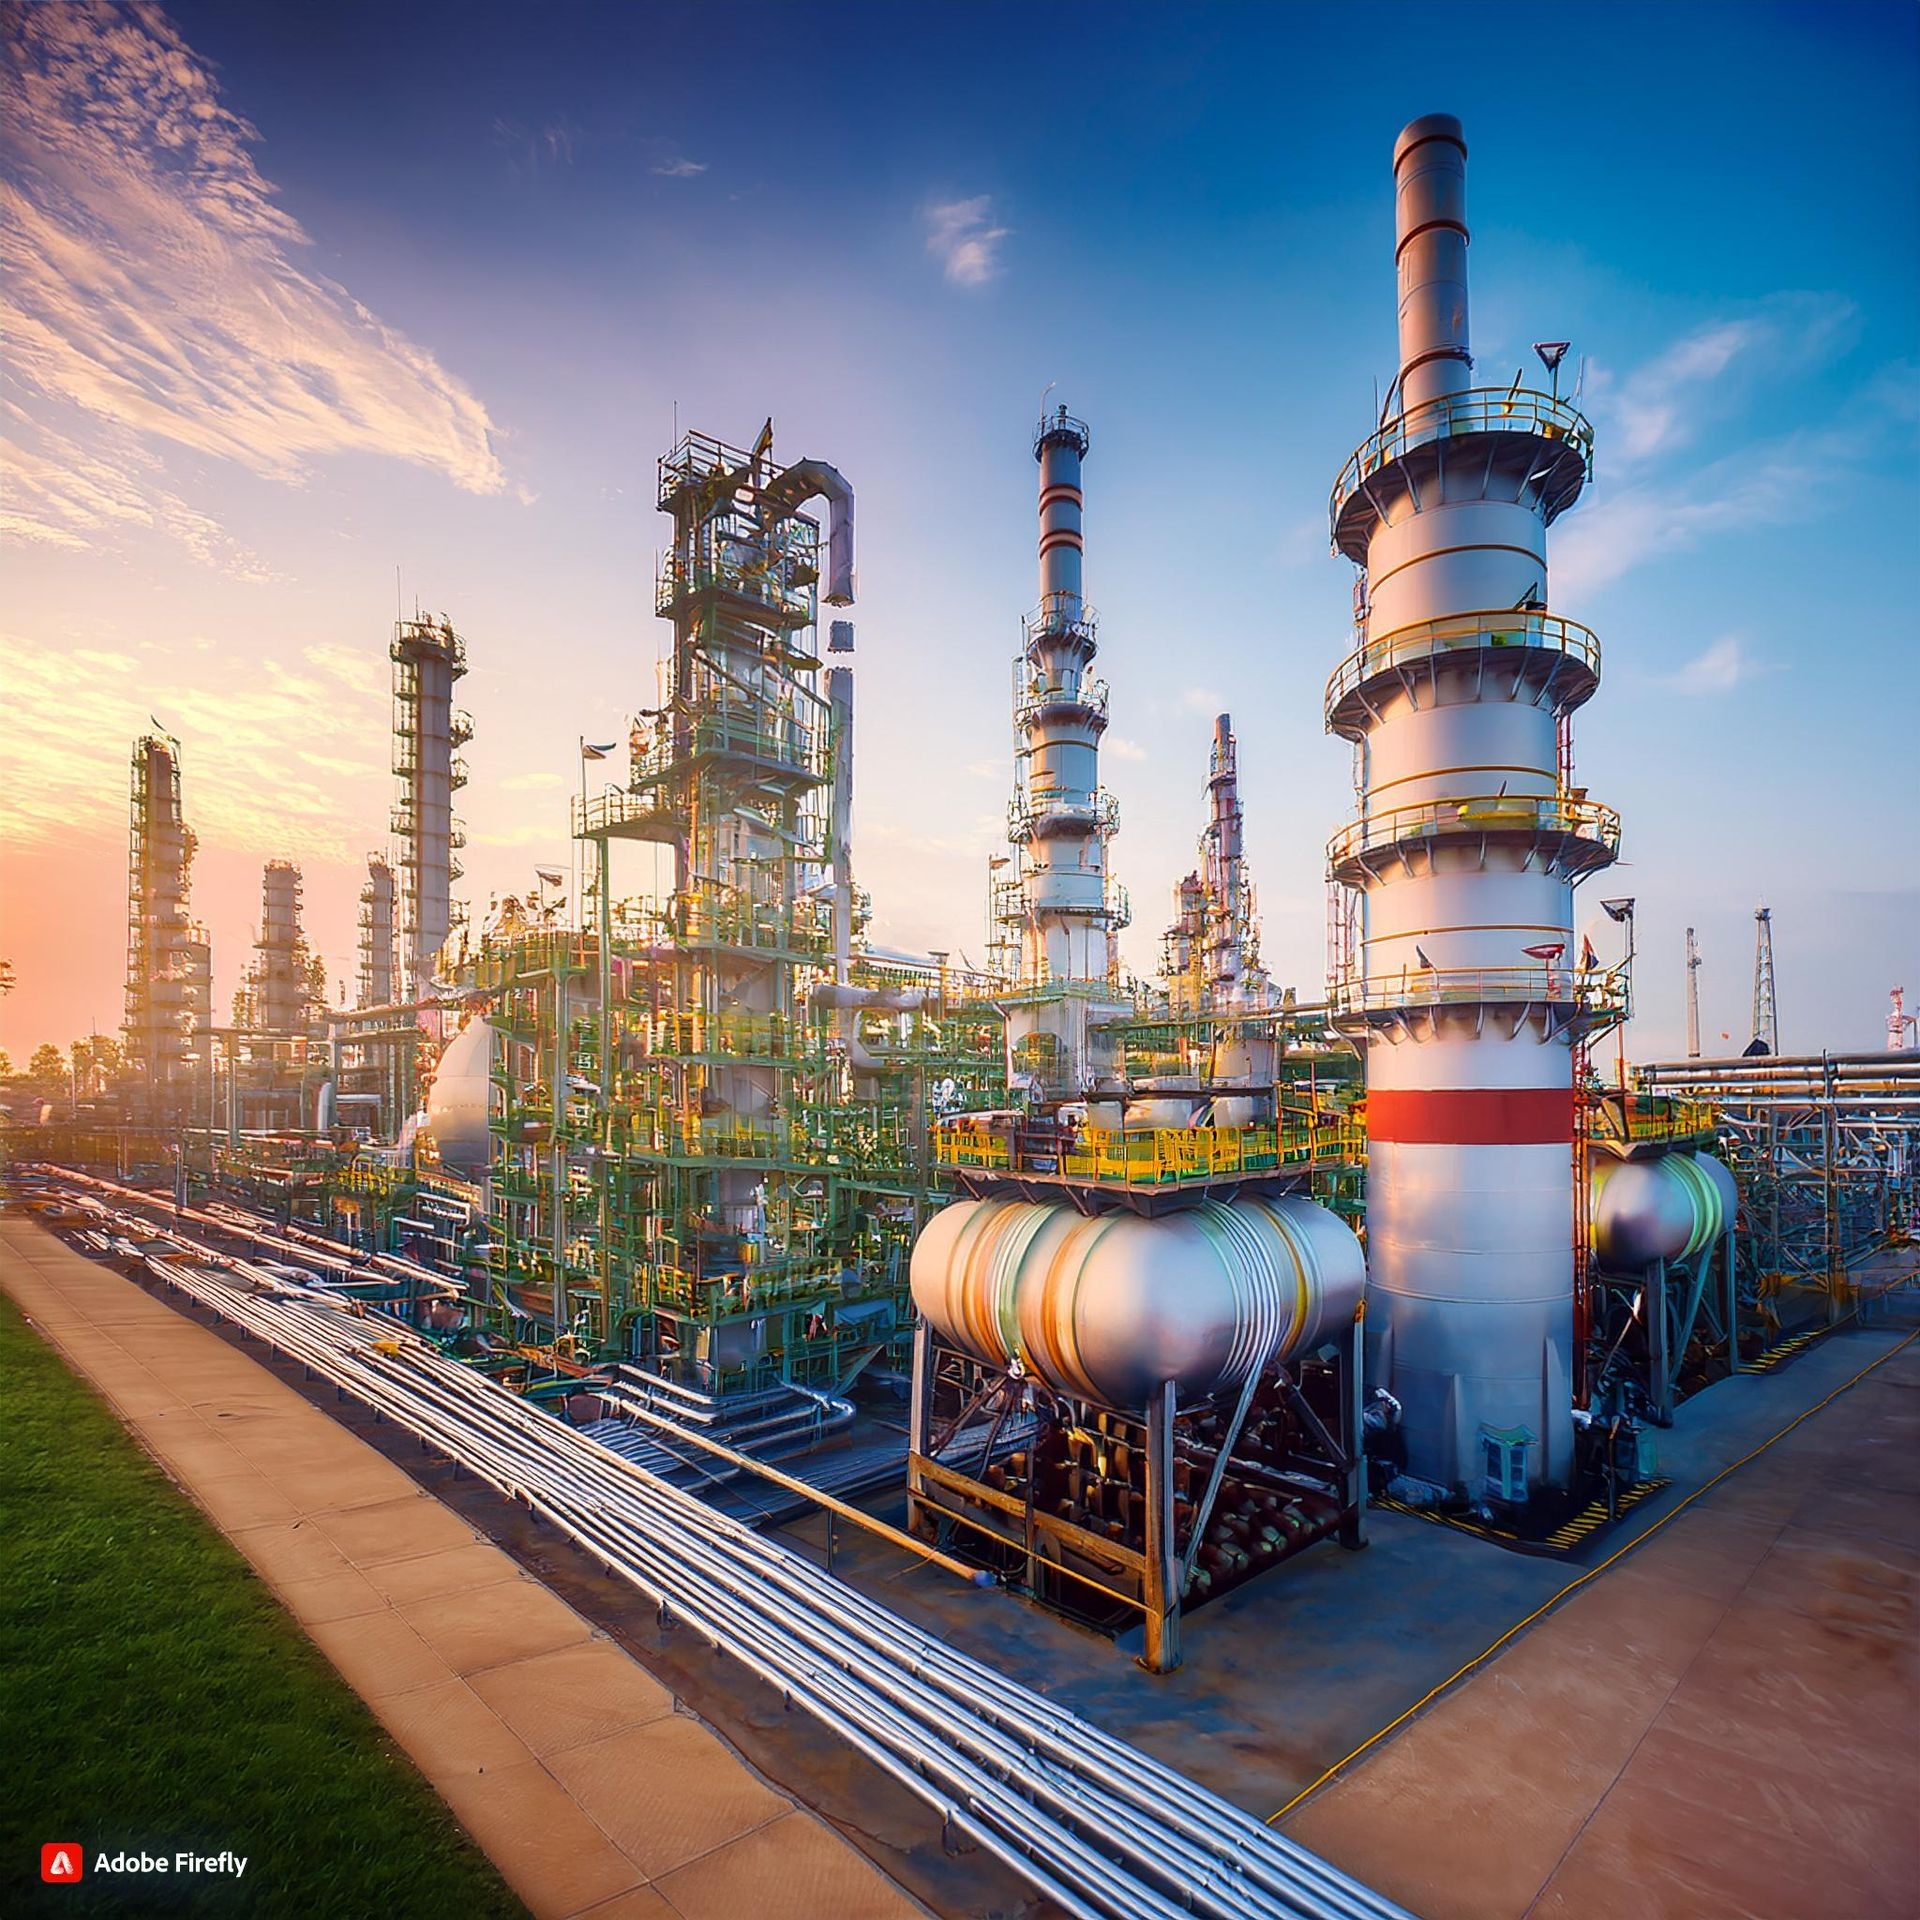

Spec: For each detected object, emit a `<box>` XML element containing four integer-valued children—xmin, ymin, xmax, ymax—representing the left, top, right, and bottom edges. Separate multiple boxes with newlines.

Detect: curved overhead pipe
<box><xmin>763</xmin><ymin>459</ymin><xmax>855</xmax><ymax>606</ymax></box>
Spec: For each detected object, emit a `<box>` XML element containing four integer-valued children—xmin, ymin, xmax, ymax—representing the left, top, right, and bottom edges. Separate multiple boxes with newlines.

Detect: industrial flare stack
<box><xmin>1325</xmin><ymin>115</ymin><xmax>1620</xmax><ymax>1495</ymax></box>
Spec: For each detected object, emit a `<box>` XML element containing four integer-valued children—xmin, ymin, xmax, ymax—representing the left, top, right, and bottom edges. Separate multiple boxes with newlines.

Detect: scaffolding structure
<box><xmin>122</xmin><ymin>734</ymin><xmax>212</xmax><ymax>1121</ymax></box>
<box><xmin>1637</xmin><ymin>1051</ymin><xmax>1920</xmax><ymax>1331</ymax></box>
<box><xmin>470</xmin><ymin>423</ymin><xmax>1007</xmax><ymax>1392</ymax></box>
<box><xmin>233</xmin><ymin>862</ymin><xmax>322</xmax><ymax>1039</ymax></box>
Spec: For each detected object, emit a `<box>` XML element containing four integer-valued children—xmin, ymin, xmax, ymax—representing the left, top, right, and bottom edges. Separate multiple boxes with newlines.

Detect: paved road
<box><xmin>1282</xmin><ymin>1316</ymin><xmax>1920</xmax><ymax>1919</ymax></box>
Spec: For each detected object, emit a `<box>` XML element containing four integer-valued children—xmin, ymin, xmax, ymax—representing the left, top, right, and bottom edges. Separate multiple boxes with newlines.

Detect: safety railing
<box><xmin>1013</xmin><ymin>662</ymin><xmax>1110</xmax><ymax>729</ymax></box>
<box><xmin>1021</xmin><ymin>597</ymin><xmax>1100</xmax><ymax>652</ymax></box>
<box><xmin>390</xmin><ymin>622</ymin><xmax>466</xmax><ymax>672</ymax></box>
<box><xmin>1593</xmin><ymin>1097</ymin><xmax>1718</xmax><ymax>1145</ymax></box>
<box><xmin>654</xmin><ymin>551</ymin><xmax>814</xmax><ymax>625</ymax></box>
<box><xmin>472</xmin><ymin>928</ymin><xmax>599</xmax><ymax>986</ymax></box>
<box><xmin>1329</xmin><ymin>964</ymin><xmax>1629</xmax><ymax>1019</ymax></box>
<box><xmin>1327</xmin><ymin>791</ymin><xmax>1620</xmax><ymax>877</ymax></box>
<box><xmin>934</xmin><ymin>1117</ymin><xmax>1364</xmax><ymax>1186</ymax></box>
<box><xmin>1325</xmin><ymin>610</ymin><xmax>1600</xmax><ymax>728</ymax></box>
<box><xmin>1330</xmin><ymin>388</ymin><xmax>1594</xmax><ymax>530</ymax></box>
<box><xmin>572</xmin><ymin>788</ymin><xmax>679</xmax><ymax>841</ymax></box>
<box><xmin>1008</xmin><ymin>785</ymin><xmax>1120</xmax><ymax>841</ymax></box>
<box><xmin>642</xmin><ymin>1009</ymin><xmax>813</xmax><ymax>1061</ymax></box>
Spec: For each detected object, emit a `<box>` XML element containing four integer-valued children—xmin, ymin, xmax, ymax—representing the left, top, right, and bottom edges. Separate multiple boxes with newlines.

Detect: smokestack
<box><xmin>1036</xmin><ymin>405</ymin><xmax>1088</xmax><ymax>626</ymax></box>
<box><xmin>1393</xmin><ymin>113</ymin><xmax>1471</xmax><ymax>411</ymax></box>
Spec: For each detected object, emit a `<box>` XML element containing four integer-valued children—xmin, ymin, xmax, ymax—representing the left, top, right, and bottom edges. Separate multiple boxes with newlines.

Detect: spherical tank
<box><xmin>424</xmin><ymin>1016</ymin><xmax>491</xmax><ymax>1179</ymax></box>
<box><xmin>909</xmin><ymin>1195</ymin><xmax>1365</xmax><ymax>1410</ymax></box>
<box><xmin>1590</xmin><ymin>1152</ymin><xmax>1736</xmax><ymax>1271</ymax></box>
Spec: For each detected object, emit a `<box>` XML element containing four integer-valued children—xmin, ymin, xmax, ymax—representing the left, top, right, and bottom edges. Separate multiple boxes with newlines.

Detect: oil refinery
<box><xmin>6</xmin><ymin>75</ymin><xmax>1916</xmax><ymax>1920</ymax></box>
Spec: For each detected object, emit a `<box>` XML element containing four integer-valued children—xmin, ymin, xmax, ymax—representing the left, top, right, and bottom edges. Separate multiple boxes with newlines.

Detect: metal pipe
<box><xmin>43</xmin><ymin>1171</ymin><xmax>1403</xmax><ymax>1920</ymax></box>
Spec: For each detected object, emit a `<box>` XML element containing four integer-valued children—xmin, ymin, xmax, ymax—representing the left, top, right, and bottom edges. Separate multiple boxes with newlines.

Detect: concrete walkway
<box><xmin>1</xmin><ymin>1218</ymin><xmax>921</xmax><ymax>1920</ymax></box>
<box><xmin>1282</xmin><ymin>1326</ymin><xmax>1920</xmax><ymax>1919</ymax></box>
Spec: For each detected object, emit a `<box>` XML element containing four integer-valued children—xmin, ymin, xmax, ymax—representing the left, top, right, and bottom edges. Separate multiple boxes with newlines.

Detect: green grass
<box><xmin>0</xmin><ymin>1290</ymin><xmax>527</xmax><ymax>1917</ymax></box>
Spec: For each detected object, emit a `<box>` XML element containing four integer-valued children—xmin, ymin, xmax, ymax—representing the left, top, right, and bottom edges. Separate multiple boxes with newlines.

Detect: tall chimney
<box><xmin>1394</xmin><ymin>114</ymin><xmax>1471</xmax><ymax>411</ymax></box>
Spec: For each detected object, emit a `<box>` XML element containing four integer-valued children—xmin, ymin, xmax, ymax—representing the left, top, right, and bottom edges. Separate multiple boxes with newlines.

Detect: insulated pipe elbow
<box><xmin>768</xmin><ymin>459</ymin><xmax>855</xmax><ymax>606</ymax></box>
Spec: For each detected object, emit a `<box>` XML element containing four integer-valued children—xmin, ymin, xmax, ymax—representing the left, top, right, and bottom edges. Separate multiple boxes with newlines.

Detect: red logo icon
<box><xmin>41</xmin><ymin>1844</ymin><xmax>84</xmax><ymax>1883</ymax></box>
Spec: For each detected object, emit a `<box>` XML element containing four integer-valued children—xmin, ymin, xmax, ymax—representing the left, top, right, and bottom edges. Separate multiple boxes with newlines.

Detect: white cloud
<box><xmin>652</xmin><ymin>156</ymin><xmax>707</xmax><ymax>179</ymax></box>
<box><xmin>923</xmin><ymin>196</ymin><xmax>1009</xmax><ymax>288</ymax></box>
<box><xmin>1585</xmin><ymin>293</ymin><xmax>1856</xmax><ymax>471</ymax></box>
<box><xmin>1552</xmin><ymin>298</ymin><xmax>1885</xmax><ymax>599</ymax></box>
<box><xmin>1</xmin><ymin>404</ymin><xmax>280</xmax><ymax>581</ymax></box>
<box><xmin>1179</xmin><ymin>687</ymin><xmax>1222</xmax><ymax>714</ymax></box>
<box><xmin>1106</xmin><ymin>734</ymin><xmax>1148</xmax><ymax>761</ymax></box>
<box><xmin>1</xmin><ymin>0</ymin><xmax>504</xmax><ymax>525</ymax></box>
<box><xmin>0</xmin><ymin>633</ymin><xmax>389</xmax><ymax>861</ymax></box>
<box><xmin>1606</xmin><ymin>320</ymin><xmax>1760</xmax><ymax>465</ymax></box>
<box><xmin>1553</xmin><ymin>423</ymin><xmax>1854</xmax><ymax>599</ymax></box>
<box><xmin>1656</xmin><ymin>635</ymin><xmax>1776</xmax><ymax>695</ymax></box>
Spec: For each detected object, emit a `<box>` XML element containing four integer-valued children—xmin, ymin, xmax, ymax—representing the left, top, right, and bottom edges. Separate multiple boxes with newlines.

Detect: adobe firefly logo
<box><xmin>41</xmin><ymin>1844</ymin><xmax>83</xmax><ymax>1883</ymax></box>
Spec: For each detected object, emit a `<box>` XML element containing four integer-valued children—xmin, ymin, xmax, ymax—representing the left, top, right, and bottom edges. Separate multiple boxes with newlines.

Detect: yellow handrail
<box><xmin>1325</xmin><ymin>610</ymin><xmax>1600</xmax><ymax>725</ymax></box>
<box><xmin>933</xmin><ymin>1118</ymin><xmax>1364</xmax><ymax>1186</ymax></box>
<box><xmin>1327</xmin><ymin>791</ymin><xmax>1620</xmax><ymax>876</ymax></box>
<box><xmin>1330</xmin><ymin>387</ymin><xmax>1594</xmax><ymax>527</ymax></box>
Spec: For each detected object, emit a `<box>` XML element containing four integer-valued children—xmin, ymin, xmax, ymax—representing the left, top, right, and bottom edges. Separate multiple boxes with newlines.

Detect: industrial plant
<box><xmin>7</xmin><ymin>106</ymin><xmax>1914</xmax><ymax>1920</ymax></box>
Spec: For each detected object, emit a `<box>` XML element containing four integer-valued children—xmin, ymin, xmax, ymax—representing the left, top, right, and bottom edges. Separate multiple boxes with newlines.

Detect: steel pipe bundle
<box><xmin>42</xmin><ymin>1175</ymin><xmax>1405</xmax><ymax>1920</ymax></box>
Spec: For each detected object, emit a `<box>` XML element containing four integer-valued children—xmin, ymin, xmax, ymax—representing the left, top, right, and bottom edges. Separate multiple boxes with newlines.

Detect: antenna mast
<box><xmin>1685</xmin><ymin>926</ymin><xmax>1702</xmax><ymax>1059</ymax></box>
<box><xmin>1750</xmin><ymin>906</ymin><xmax>1778</xmax><ymax>1055</ymax></box>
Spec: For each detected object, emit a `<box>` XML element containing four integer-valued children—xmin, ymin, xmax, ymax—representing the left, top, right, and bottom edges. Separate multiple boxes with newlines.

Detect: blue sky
<box><xmin>3</xmin><ymin>0</ymin><xmax>1915</xmax><ymax>1061</ymax></box>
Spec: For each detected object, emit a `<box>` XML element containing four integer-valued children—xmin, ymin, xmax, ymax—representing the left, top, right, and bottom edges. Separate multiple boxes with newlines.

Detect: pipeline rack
<box><xmin>25</xmin><ymin>1169</ymin><xmax>1406</xmax><ymax>1920</ymax></box>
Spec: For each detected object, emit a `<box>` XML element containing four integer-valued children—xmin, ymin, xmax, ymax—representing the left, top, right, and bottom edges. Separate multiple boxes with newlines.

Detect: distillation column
<box><xmin>123</xmin><ymin>733</ymin><xmax>204</xmax><ymax>1111</ymax></box>
<box><xmin>1325</xmin><ymin>116</ymin><xmax>1617</xmax><ymax>1493</ymax></box>
<box><xmin>391</xmin><ymin>616</ymin><xmax>470</xmax><ymax>1002</ymax></box>
<box><xmin>1201</xmin><ymin>714</ymin><xmax>1262</xmax><ymax>1007</ymax></box>
<box><xmin>253</xmin><ymin>861</ymin><xmax>309</xmax><ymax>1036</ymax></box>
<box><xmin>358</xmin><ymin>856</ymin><xmax>399</xmax><ymax>1011</ymax></box>
<box><xmin>1002</xmin><ymin>409</ymin><xmax>1128</xmax><ymax>1095</ymax></box>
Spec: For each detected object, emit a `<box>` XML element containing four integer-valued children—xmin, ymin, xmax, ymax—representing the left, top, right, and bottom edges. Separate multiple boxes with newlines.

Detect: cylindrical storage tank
<box><xmin>424</xmin><ymin>1016</ymin><xmax>492</xmax><ymax>1179</ymax></box>
<box><xmin>910</xmin><ymin>1195</ymin><xmax>1364</xmax><ymax>1410</ymax></box>
<box><xmin>1590</xmin><ymin>1151</ymin><xmax>1737</xmax><ymax>1271</ymax></box>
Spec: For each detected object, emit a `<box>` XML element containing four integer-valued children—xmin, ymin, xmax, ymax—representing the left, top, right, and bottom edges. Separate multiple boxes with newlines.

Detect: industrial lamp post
<box><xmin>1602</xmin><ymin>898</ymin><xmax>1636</xmax><ymax>1090</ymax></box>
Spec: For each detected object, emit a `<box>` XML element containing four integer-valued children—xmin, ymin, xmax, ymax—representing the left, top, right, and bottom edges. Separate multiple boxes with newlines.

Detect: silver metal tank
<box><xmin>1591</xmin><ymin>1152</ymin><xmax>1737</xmax><ymax>1271</ymax></box>
<box><xmin>910</xmin><ymin>1195</ymin><xmax>1365</xmax><ymax>1409</ymax></box>
<box><xmin>423</xmin><ymin>1014</ymin><xmax>491</xmax><ymax>1179</ymax></box>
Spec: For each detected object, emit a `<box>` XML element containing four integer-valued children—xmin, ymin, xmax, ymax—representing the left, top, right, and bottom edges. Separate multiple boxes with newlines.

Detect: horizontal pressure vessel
<box><xmin>424</xmin><ymin>1015</ymin><xmax>491</xmax><ymax>1179</ymax></box>
<box><xmin>910</xmin><ymin>1195</ymin><xmax>1365</xmax><ymax>1409</ymax></box>
<box><xmin>1590</xmin><ymin>1152</ymin><xmax>1737</xmax><ymax>1271</ymax></box>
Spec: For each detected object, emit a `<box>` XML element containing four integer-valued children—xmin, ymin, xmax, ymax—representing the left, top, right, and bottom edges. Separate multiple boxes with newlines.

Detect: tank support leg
<box><xmin>1340</xmin><ymin>1311</ymin><xmax>1367</xmax><ymax>1549</ymax></box>
<box><xmin>1648</xmin><ymin>1257</ymin><xmax>1673</xmax><ymax>1426</ymax></box>
<box><xmin>1722</xmin><ymin>1228</ymin><xmax>1740</xmax><ymax>1376</ymax></box>
<box><xmin>1140</xmin><ymin>1381</ymin><xmax>1182</xmax><ymax>1675</ymax></box>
